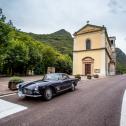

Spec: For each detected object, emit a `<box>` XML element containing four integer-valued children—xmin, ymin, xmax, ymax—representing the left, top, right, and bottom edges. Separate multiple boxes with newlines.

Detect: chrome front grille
<box><xmin>23</xmin><ymin>88</ymin><xmax>33</xmax><ymax>95</ymax></box>
<box><xmin>19</xmin><ymin>85</ymin><xmax>22</xmax><ymax>91</ymax></box>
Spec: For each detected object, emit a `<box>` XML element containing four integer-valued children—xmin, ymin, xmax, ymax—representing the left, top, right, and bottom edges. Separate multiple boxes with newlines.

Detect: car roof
<box><xmin>46</xmin><ymin>73</ymin><xmax>66</xmax><ymax>75</ymax></box>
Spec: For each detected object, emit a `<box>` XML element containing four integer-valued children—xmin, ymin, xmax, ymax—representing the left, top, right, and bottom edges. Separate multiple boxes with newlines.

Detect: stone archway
<box><xmin>82</xmin><ymin>57</ymin><xmax>94</xmax><ymax>75</ymax></box>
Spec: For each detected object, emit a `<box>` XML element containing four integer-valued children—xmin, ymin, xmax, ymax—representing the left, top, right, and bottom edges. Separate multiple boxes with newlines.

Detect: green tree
<box><xmin>0</xmin><ymin>21</ymin><xmax>13</xmax><ymax>74</ymax></box>
<box><xmin>55</xmin><ymin>54</ymin><xmax>72</xmax><ymax>74</ymax></box>
<box><xmin>0</xmin><ymin>8</ymin><xmax>6</xmax><ymax>22</ymax></box>
<box><xmin>42</xmin><ymin>46</ymin><xmax>58</xmax><ymax>73</ymax></box>
<box><xmin>0</xmin><ymin>21</ymin><xmax>12</xmax><ymax>46</ymax></box>
<box><xmin>3</xmin><ymin>40</ymin><xmax>29</xmax><ymax>75</ymax></box>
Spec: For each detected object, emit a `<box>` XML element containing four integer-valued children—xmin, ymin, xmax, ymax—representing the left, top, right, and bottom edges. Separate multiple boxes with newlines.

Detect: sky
<box><xmin>0</xmin><ymin>0</ymin><xmax>126</xmax><ymax>53</ymax></box>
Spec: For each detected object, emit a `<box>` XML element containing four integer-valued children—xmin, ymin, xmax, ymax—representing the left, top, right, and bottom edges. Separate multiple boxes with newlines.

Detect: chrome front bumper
<box><xmin>18</xmin><ymin>91</ymin><xmax>42</xmax><ymax>98</ymax></box>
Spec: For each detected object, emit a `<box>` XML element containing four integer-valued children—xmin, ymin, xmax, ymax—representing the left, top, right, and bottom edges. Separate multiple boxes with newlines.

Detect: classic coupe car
<box><xmin>17</xmin><ymin>73</ymin><xmax>79</xmax><ymax>100</ymax></box>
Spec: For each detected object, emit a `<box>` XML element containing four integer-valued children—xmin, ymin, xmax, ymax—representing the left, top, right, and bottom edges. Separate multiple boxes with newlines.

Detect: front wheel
<box><xmin>71</xmin><ymin>83</ymin><xmax>75</xmax><ymax>91</ymax></box>
<box><xmin>43</xmin><ymin>88</ymin><xmax>53</xmax><ymax>101</ymax></box>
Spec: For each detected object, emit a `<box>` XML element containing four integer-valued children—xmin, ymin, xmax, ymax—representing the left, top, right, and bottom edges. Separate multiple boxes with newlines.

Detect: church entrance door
<box><xmin>85</xmin><ymin>64</ymin><xmax>91</xmax><ymax>75</ymax></box>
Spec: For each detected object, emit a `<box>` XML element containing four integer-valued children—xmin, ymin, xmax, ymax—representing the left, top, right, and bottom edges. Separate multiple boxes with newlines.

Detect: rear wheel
<box><xmin>44</xmin><ymin>88</ymin><xmax>53</xmax><ymax>101</ymax></box>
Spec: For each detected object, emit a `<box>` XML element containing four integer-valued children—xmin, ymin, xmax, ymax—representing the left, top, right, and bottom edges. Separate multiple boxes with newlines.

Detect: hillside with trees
<box><xmin>0</xmin><ymin>9</ymin><xmax>72</xmax><ymax>76</ymax></box>
<box><xmin>28</xmin><ymin>29</ymin><xmax>73</xmax><ymax>57</ymax></box>
<box><xmin>116</xmin><ymin>48</ymin><xmax>126</xmax><ymax>74</ymax></box>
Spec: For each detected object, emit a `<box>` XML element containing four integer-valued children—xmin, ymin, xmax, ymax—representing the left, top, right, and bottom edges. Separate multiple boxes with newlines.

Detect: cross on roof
<box><xmin>86</xmin><ymin>20</ymin><xmax>90</xmax><ymax>24</ymax></box>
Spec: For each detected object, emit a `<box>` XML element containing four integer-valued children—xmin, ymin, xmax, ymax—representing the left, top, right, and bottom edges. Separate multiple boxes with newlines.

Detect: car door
<box><xmin>52</xmin><ymin>74</ymin><xmax>65</xmax><ymax>92</ymax></box>
<box><xmin>61</xmin><ymin>74</ymin><xmax>72</xmax><ymax>90</ymax></box>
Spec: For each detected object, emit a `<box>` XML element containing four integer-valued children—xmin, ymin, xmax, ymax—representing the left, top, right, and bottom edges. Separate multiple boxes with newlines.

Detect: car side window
<box><xmin>58</xmin><ymin>74</ymin><xmax>62</xmax><ymax>80</ymax></box>
<box><xmin>62</xmin><ymin>74</ymin><xmax>69</xmax><ymax>80</ymax></box>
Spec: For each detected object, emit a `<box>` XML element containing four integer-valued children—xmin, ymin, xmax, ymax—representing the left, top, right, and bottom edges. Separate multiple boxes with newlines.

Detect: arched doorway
<box><xmin>82</xmin><ymin>57</ymin><xmax>94</xmax><ymax>75</ymax></box>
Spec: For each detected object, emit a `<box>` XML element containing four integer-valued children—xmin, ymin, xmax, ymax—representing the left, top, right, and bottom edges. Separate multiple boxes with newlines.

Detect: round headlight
<box><xmin>34</xmin><ymin>86</ymin><xmax>39</xmax><ymax>91</ymax></box>
<box><xmin>16</xmin><ymin>84</ymin><xmax>20</xmax><ymax>89</ymax></box>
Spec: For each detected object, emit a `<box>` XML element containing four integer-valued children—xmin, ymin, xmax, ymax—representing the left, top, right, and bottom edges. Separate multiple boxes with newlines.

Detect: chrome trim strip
<box><xmin>24</xmin><ymin>94</ymin><xmax>42</xmax><ymax>97</ymax></box>
<box><xmin>57</xmin><ymin>87</ymin><xmax>71</xmax><ymax>93</ymax></box>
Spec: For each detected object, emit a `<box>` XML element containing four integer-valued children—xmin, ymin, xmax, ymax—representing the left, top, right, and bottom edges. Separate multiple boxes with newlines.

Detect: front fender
<box><xmin>38</xmin><ymin>85</ymin><xmax>56</xmax><ymax>95</ymax></box>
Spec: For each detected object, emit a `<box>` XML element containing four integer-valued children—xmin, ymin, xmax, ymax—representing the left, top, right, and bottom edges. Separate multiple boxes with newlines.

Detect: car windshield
<box><xmin>43</xmin><ymin>73</ymin><xmax>61</xmax><ymax>81</ymax></box>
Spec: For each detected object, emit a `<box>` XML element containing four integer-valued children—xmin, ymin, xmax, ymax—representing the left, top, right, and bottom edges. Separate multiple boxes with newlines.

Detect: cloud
<box><xmin>108</xmin><ymin>0</ymin><xmax>126</xmax><ymax>14</ymax></box>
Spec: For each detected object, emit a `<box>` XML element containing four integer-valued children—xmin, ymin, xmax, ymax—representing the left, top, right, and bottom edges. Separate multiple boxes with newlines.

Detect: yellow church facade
<box><xmin>73</xmin><ymin>24</ymin><xmax>116</xmax><ymax>76</ymax></box>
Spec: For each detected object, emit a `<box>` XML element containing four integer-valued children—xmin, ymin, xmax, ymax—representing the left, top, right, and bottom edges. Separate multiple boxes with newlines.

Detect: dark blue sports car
<box><xmin>17</xmin><ymin>73</ymin><xmax>79</xmax><ymax>100</ymax></box>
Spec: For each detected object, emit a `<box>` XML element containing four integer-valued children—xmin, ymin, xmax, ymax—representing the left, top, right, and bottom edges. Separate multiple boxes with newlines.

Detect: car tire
<box><xmin>44</xmin><ymin>88</ymin><xmax>53</xmax><ymax>101</ymax></box>
<box><xmin>71</xmin><ymin>83</ymin><xmax>75</xmax><ymax>91</ymax></box>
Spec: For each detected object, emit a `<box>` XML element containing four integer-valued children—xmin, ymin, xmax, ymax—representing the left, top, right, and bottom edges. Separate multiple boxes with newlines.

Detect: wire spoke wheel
<box><xmin>44</xmin><ymin>88</ymin><xmax>53</xmax><ymax>100</ymax></box>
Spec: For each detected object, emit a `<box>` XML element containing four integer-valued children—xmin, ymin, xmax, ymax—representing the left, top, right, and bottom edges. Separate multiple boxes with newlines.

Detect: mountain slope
<box><xmin>116</xmin><ymin>48</ymin><xmax>126</xmax><ymax>65</ymax></box>
<box><xmin>116</xmin><ymin>48</ymin><xmax>126</xmax><ymax>73</ymax></box>
<box><xmin>28</xmin><ymin>29</ymin><xmax>73</xmax><ymax>56</ymax></box>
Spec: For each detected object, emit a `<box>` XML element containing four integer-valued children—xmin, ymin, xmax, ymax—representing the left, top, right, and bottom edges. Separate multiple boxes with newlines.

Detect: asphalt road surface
<box><xmin>0</xmin><ymin>75</ymin><xmax>126</xmax><ymax>126</ymax></box>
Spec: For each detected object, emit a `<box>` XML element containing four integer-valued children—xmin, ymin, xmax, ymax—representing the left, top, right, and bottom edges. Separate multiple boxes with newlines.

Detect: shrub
<box><xmin>8</xmin><ymin>76</ymin><xmax>24</xmax><ymax>90</ymax></box>
<box><xmin>87</xmin><ymin>74</ymin><xmax>92</xmax><ymax>79</ymax></box>
<box><xmin>75</xmin><ymin>74</ymin><xmax>81</xmax><ymax>80</ymax></box>
<box><xmin>93</xmin><ymin>74</ymin><xmax>99</xmax><ymax>78</ymax></box>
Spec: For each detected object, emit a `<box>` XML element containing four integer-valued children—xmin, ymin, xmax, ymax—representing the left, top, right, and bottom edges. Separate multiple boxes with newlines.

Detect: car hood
<box><xmin>20</xmin><ymin>80</ymin><xmax>57</xmax><ymax>90</ymax></box>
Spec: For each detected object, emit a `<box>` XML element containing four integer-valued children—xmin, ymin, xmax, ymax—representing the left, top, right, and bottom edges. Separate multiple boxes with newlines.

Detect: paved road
<box><xmin>0</xmin><ymin>75</ymin><xmax>126</xmax><ymax>126</ymax></box>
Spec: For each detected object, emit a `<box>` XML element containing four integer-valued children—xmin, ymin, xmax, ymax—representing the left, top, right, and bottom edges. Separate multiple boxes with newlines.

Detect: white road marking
<box><xmin>0</xmin><ymin>93</ymin><xmax>17</xmax><ymax>98</ymax></box>
<box><xmin>0</xmin><ymin>99</ymin><xmax>27</xmax><ymax>119</ymax></box>
<box><xmin>120</xmin><ymin>90</ymin><xmax>126</xmax><ymax>126</ymax></box>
